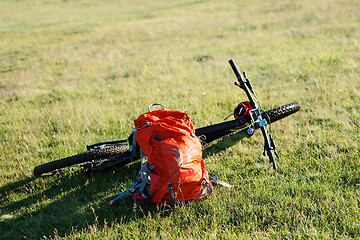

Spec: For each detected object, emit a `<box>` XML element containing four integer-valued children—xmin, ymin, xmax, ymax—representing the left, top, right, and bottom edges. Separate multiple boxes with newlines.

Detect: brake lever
<box><xmin>242</xmin><ymin>71</ymin><xmax>253</xmax><ymax>92</ymax></box>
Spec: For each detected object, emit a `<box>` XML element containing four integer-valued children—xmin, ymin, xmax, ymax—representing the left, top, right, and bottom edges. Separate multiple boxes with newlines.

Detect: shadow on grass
<box><xmin>0</xmin><ymin>161</ymin><xmax>166</xmax><ymax>239</ymax></box>
<box><xmin>0</xmin><ymin>131</ymin><xmax>247</xmax><ymax>239</ymax></box>
<box><xmin>203</xmin><ymin>130</ymin><xmax>248</xmax><ymax>157</ymax></box>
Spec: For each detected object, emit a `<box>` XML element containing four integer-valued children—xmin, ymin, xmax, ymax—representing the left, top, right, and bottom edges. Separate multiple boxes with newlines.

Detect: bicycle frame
<box><xmin>195</xmin><ymin>117</ymin><xmax>251</xmax><ymax>143</ymax></box>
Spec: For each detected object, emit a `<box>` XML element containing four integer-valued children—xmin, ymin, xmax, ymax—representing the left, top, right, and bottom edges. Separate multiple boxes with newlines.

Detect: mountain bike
<box><xmin>33</xmin><ymin>59</ymin><xmax>300</xmax><ymax>177</ymax></box>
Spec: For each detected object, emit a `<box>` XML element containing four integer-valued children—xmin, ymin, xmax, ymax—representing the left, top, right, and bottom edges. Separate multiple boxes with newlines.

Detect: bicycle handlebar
<box><xmin>228</xmin><ymin>59</ymin><xmax>278</xmax><ymax>170</ymax></box>
<box><xmin>229</xmin><ymin>59</ymin><xmax>257</xmax><ymax>109</ymax></box>
<box><xmin>229</xmin><ymin>59</ymin><xmax>243</xmax><ymax>82</ymax></box>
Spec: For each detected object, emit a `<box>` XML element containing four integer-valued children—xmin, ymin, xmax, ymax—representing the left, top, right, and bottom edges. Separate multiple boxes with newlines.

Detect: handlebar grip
<box><xmin>228</xmin><ymin>59</ymin><xmax>242</xmax><ymax>80</ymax></box>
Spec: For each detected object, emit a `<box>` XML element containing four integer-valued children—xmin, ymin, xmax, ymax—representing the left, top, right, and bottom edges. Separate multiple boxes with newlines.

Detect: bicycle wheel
<box><xmin>34</xmin><ymin>143</ymin><xmax>129</xmax><ymax>177</ymax></box>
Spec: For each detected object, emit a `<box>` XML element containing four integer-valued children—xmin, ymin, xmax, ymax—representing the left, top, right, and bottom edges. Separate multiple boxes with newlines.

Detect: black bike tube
<box><xmin>195</xmin><ymin>118</ymin><xmax>248</xmax><ymax>143</ymax></box>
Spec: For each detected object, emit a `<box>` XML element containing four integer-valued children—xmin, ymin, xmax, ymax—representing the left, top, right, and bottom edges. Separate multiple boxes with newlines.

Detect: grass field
<box><xmin>1</xmin><ymin>0</ymin><xmax>359</xmax><ymax>238</ymax></box>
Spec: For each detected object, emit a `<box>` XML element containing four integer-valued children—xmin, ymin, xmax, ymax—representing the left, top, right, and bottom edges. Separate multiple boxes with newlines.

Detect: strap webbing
<box><xmin>168</xmin><ymin>183</ymin><xmax>176</xmax><ymax>204</ymax></box>
<box><xmin>107</xmin><ymin>180</ymin><xmax>140</xmax><ymax>205</ymax></box>
<box><xmin>187</xmin><ymin>178</ymin><xmax>212</xmax><ymax>205</ymax></box>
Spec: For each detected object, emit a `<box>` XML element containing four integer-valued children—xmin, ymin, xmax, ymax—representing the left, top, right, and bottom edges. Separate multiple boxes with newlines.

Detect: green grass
<box><xmin>1</xmin><ymin>0</ymin><xmax>359</xmax><ymax>238</ymax></box>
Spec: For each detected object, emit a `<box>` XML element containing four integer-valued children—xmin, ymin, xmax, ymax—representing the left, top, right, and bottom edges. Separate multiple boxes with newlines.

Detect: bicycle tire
<box><xmin>262</xmin><ymin>102</ymin><xmax>300</xmax><ymax>123</ymax></box>
<box><xmin>34</xmin><ymin>144</ymin><xmax>129</xmax><ymax>177</ymax></box>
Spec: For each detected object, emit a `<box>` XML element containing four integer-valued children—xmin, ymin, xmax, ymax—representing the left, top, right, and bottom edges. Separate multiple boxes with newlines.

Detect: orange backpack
<box><xmin>106</xmin><ymin>107</ymin><xmax>232</xmax><ymax>206</ymax></box>
<box><xmin>132</xmin><ymin>109</ymin><xmax>212</xmax><ymax>204</ymax></box>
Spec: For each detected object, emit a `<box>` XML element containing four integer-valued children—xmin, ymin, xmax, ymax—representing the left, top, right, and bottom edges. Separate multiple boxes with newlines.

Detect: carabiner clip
<box><xmin>147</xmin><ymin>103</ymin><xmax>167</xmax><ymax>112</ymax></box>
